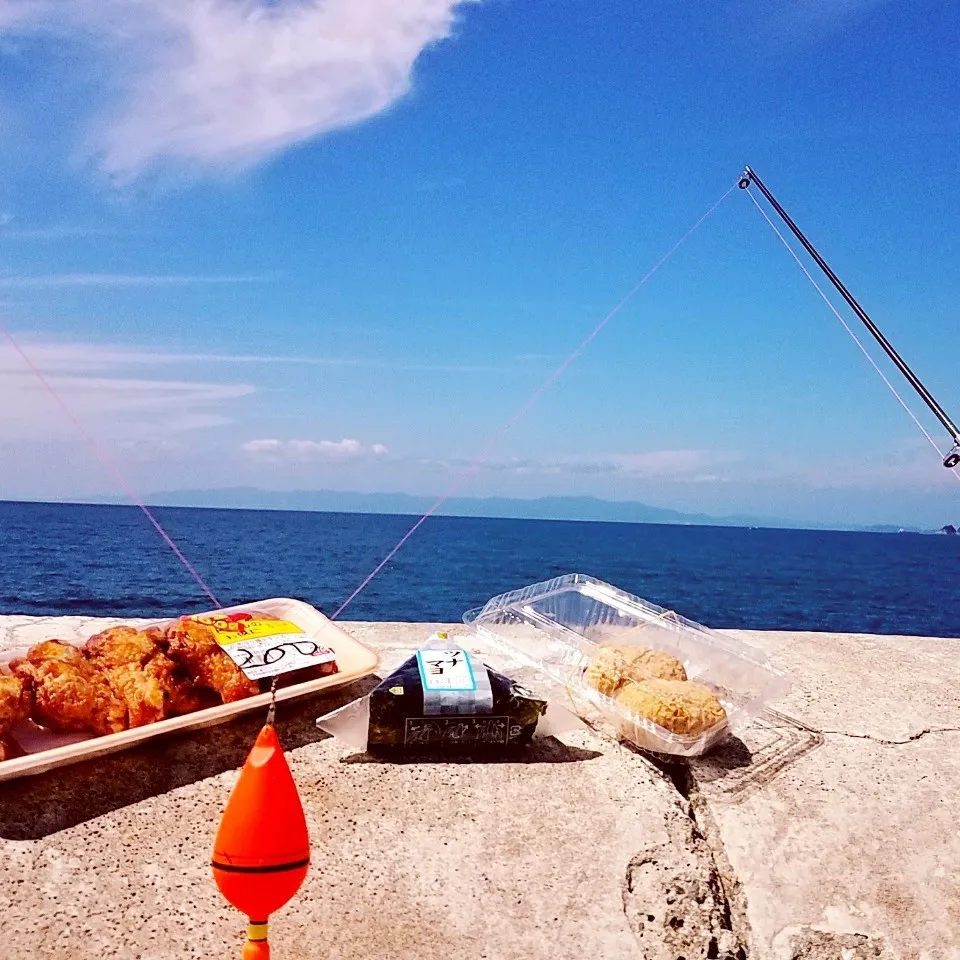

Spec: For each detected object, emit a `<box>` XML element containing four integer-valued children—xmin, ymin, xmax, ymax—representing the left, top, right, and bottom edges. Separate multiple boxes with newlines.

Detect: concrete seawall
<box><xmin>1</xmin><ymin>616</ymin><xmax>958</xmax><ymax>960</ymax></box>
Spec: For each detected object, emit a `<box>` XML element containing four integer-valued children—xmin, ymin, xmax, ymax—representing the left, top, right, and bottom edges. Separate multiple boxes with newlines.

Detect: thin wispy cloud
<box><xmin>0</xmin><ymin>273</ymin><xmax>270</xmax><ymax>287</ymax></box>
<box><xmin>0</xmin><ymin>335</ymin><xmax>255</xmax><ymax>444</ymax></box>
<box><xmin>0</xmin><ymin>225</ymin><xmax>129</xmax><ymax>240</ymax></box>
<box><xmin>0</xmin><ymin>372</ymin><xmax>254</xmax><ymax>443</ymax></box>
<box><xmin>428</xmin><ymin>449</ymin><xmax>731</xmax><ymax>482</ymax></box>
<box><xmin>2</xmin><ymin>336</ymin><xmax>519</xmax><ymax>375</ymax></box>
<box><xmin>50</xmin><ymin>375</ymin><xmax>253</xmax><ymax>410</ymax></box>
<box><xmin>753</xmin><ymin>440</ymin><xmax>960</xmax><ymax>491</ymax></box>
<box><xmin>0</xmin><ymin>0</ymin><xmax>474</xmax><ymax>180</ymax></box>
<box><xmin>787</xmin><ymin>0</ymin><xmax>893</xmax><ymax>23</ymax></box>
<box><xmin>426</xmin><ymin>444</ymin><xmax>954</xmax><ymax>491</ymax></box>
<box><xmin>242</xmin><ymin>437</ymin><xmax>388</xmax><ymax>462</ymax></box>
<box><xmin>749</xmin><ymin>0</ymin><xmax>896</xmax><ymax>41</ymax></box>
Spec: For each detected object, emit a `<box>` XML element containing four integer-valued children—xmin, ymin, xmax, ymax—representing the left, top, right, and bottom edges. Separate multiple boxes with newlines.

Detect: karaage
<box><xmin>85</xmin><ymin>625</ymin><xmax>206</xmax><ymax>726</ymax></box>
<box><xmin>164</xmin><ymin>618</ymin><xmax>259</xmax><ymax>703</ymax></box>
<box><xmin>0</xmin><ymin>672</ymin><xmax>32</xmax><ymax>736</ymax></box>
<box><xmin>85</xmin><ymin>626</ymin><xmax>156</xmax><ymax>668</ymax></box>
<box><xmin>10</xmin><ymin>641</ymin><xmax>127</xmax><ymax>735</ymax></box>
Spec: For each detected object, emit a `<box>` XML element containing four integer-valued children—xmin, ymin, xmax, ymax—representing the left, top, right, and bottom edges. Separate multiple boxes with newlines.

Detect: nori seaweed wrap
<box><xmin>367</xmin><ymin>645</ymin><xmax>548</xmax><ymax>753</ymax></box>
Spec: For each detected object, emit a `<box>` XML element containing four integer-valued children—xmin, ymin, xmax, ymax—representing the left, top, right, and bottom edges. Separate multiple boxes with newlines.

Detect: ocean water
<box><xmin>0</xmin><ymin>500</ymin><xmax>957</xmax><ymax>638</ymax></box>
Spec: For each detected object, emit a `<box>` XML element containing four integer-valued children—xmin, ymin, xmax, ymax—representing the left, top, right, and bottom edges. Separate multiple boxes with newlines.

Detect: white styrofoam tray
<box><xmin>0</xmin><ymin>598</ymin><xmax>379</xmax><ymax>782</ymax></box>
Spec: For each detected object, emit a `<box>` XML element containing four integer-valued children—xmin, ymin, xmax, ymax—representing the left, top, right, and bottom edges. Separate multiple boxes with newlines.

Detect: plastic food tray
<box><xmin>463</xmin><ymin>574</ymin><xmax>788</xmax><ymax>757</ymax></box>
<box><xmin>0</xmin><ymin>598</ymin><xmax>379</xmax><ymax>782</ymax></box>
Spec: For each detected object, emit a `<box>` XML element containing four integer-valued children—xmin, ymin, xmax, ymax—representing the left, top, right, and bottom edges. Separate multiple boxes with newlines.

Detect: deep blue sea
<box><xmin>0</xmin><ymin>500</ymin><xmax>957</xmax><ymax>637</ymax></box>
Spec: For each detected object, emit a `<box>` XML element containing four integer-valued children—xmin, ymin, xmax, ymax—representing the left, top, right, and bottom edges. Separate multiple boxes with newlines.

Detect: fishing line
<box><xmin>330</xmin><ymin>182</ymin><xmax>740</xmax><ymax>620</ymax></box>
<box><xmin>0</xmin><ymin>324</ymin><xmax>225</xmax><ymax>605</ymax></box>
<box><xmin>743</xmin><ymin>188</ymin><xmax>960</xmax><ymax>484</ymax></box>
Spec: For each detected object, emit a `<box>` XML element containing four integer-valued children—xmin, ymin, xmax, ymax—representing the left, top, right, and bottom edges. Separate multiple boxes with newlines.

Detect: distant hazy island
<box><xmin>72</xmin><ymin>487</ymin><xmax>949</xmax><ymax>534</ymax></box>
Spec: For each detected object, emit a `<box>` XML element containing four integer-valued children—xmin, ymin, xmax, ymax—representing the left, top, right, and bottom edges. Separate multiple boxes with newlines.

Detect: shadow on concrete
<box><xmin>691</xmin><ymin>734</ymin><xmax>754</xmax><ymax>775</ymax></box>
<box><xmin>614</xmin><ymin>731</ymin><xmax>751</xmax><ymax>770</ymax></box>
<box><xmin>337</xmin><ymin>737</ymin><xmax>603</xmax><ymax>765</ymax></box>
<box><xmin>690</xmin><ymin>708</ymin><xmax>825</xmax><ymax>801</ymax></box>
<box><xmin>613</xmin><ymin>708</ymin><xmax>825</xmax><ymax>802</ymax></box>
<box><xmin>0</xmin><ymin>678</ymin><xmax>376</xmax><ymax>841</ymax></box>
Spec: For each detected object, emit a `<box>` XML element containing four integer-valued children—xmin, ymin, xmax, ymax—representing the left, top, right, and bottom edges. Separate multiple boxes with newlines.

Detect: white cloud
<box><xmin>746</xmin><ymin>0</ymin><xmax>896</xmax><ymax>42</ymax></box>
<box><xmin>0</xmin><ymin>336</ymin><xmax>254</xmax><ymax>442</ymax></box>
<box><xmin>0</xmin><ymin>0</ymin><xmax>473</xmax><ymax>179</ymax></box>
<box><xmin>755</xmin><ymin>440</ymin><xmax>960</xmax><ymax>491</ymax></box>
<box><xmin>434</xmin><ymin>449</ymin><xmax>727</xmax><ymax>481</ymax></box>
<box><xmin>428</xmin><ymin>441</ymin><xmax>958</xmax><ymax>493</ymax></box>
<box><xmin>242</xmin><ymin>437</ymin><xmax>387</xmax><ymax>462</ymax></box>
<box><xmin>0</xmin><ymin>219</ymin><xmax>128</xmax><ymax>239</ymax></box>
<box><xmin>0</xmin><ymin>272</ymin><xmax>268</xmax><ymax>287</ymax></box>
<box><xmin>0</xmin><ymin>335</ymin><xmax>517</xmax><ymax>375</ymax></box>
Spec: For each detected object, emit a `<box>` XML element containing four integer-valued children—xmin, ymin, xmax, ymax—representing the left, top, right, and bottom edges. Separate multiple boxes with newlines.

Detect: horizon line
<box><xmin>0</xmin><ymin>494</ymin><xmax>939</xmax><ymax>535</ymax></box>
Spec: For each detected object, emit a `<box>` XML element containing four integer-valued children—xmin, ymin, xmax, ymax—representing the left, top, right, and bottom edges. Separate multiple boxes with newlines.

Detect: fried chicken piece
<box><xmin>585</xmin><ymin>644</ymin><xmax>687</xmax><ymax>696</ymax></box>
<box><xmin>140</xmin><ymin>625</ymin><xmax>166</xmax><ymax>644</ymax></box>
<box><xmin>164</xmin><ymin>618</ymin><xmax>258</xmax><ymax>704</ymax></box>
<box><xmin>165</xmin><ymin>678</ymin><xmax>213</xmax><ymax>716</ymax></box>
<box><xmin>0</xmin><ymin>673</ymin><xmax>33</xmax><ymax>739</ymax></box>
<box><xmin>86</xmin><ymin>626</ymin><xmax>169</xmax><ymax>726</ymax></box>
<box><xmin>19</xmin><ymin>639</ymin><xmax>86</xmax><ymax>666</ymax></box>
<box><xmin>10</xmin><ymin>642</ymin><xmax>127</xmax><ymax>735</ymax></box>
<box><xmin>85</xmin><ymin>625</ymin><xmax>206</xmax><ymax>725</ymax></box>
<box><xmin>85</xmin><ymin>626</ymin><xmax>157</xmax><ymax>669</ymax></box>
<box><xmin>615</xmin><ymin>678</ymin><xmax>727</xmax><ymax>736</ymax></box>
<box><xmin>103</xmin><ymin>660</ymin><xmax>167</xmax><ymax>728</ymax></box>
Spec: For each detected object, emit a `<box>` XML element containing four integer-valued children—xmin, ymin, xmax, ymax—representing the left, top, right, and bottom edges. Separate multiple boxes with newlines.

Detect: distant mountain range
<box><xmin>79</xmin><ymin>486</ymin><xmax>934</xmax><ymax>533</ymax></box>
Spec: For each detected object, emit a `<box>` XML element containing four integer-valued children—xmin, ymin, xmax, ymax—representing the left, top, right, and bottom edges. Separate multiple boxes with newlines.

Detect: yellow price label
<box><xmin>191</xmin><ymin>613</ymin><xmax>305</xmax><ymax>647</ymax></box>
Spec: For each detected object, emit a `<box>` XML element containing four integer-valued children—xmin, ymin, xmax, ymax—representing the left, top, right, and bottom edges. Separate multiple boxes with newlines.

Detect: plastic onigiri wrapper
<box><xmin>316</xmin><ymin>633</ymin><xmax>583</xmax><ymax>754</ymax></box>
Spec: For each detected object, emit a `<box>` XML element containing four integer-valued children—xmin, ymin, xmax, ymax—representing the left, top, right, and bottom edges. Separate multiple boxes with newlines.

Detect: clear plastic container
<box><xmin>463</xmin><ymin>573</ymin><xmax>789</xmax><ymax>757</ymax></box>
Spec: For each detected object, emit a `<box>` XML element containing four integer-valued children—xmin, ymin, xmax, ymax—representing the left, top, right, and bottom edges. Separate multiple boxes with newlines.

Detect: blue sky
<box><xmin>0</xmin><ymin>0</ymin><xmax>958</xmax><ymax>527</ymax></box>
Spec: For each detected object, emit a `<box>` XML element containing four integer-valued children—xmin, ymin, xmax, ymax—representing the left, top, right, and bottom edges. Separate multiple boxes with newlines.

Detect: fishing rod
<box><xmin>739</xmin><ymin>166</ymin><xmax>960</xmax><ymax>469</ymax></box>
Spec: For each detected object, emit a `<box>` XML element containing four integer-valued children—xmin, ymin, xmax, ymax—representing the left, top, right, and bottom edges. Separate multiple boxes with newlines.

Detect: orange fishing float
<box><xmin>212</xmin><ymin>722</ymin><xmax>310</xmax><ymax>959</ymax></box>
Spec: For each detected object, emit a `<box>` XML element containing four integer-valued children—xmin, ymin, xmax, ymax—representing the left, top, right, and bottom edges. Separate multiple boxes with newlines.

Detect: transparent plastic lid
<box><xmin>464</xmin><ymin>574</ymin><xmax>789</xmax><ymax>757</ymax></box>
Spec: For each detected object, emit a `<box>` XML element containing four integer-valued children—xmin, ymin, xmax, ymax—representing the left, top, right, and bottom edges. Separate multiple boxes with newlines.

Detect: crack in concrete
<box><xmin>671</xmin><ymin>760</ymin><xmax>752</xmax><ymax>956</ymax></box>
<box><xmin>771</xmin><ymin>926</ymin><xmax>896</xmax><ymax>959</ymax></box>
<box><xmin>621</xmin><ymin>752</ymin><xmax>750</xmax><ymax>959</ymax></box>
<box><xmin>818</xmin><ymin>726</ymin><xmax>960</xmax><ymax>745</ymax></box>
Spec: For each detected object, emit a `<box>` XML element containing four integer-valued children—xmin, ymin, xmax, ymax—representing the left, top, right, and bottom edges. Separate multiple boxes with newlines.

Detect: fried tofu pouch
<box><xmin>10</xmin><ymin>640</ymin><xmax>127</xmax><ymax>735</ymax></box>
<box><xmin>615</xmin><ymin>678</ymin><xmax>727</xmax><ymax>736</ymax></box>
<box><xmin>584</xmin><ymin>643</ymin><xmax>687</xmax><ymax>696</ymax></box>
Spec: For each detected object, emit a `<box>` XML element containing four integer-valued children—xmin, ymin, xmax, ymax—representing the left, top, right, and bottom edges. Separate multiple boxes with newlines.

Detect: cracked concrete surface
<box><xmin>616</xmin><ymin>753</ymin><xmax>747</xmax><ymax>960</ymax></box>
<box><xmin>815</xmin><ymin>726</ymin><xmax>960</xmax><ymax>745</ymax></box>
<box><xmin>770</xmin><ymin>926</ymin><xmax>896</xmax><ymax>959</ymax></box>
<box><xmin>694</xmin><ymin>629</ymin><xmax>960</xmax><ymax>960</ymax></box>
<box><xmin>1</xmin><ymin>619</ymin><xmax>958</xmax><ymax>960</ymax></box>
<box><xmin>622</xmin><ymin>811</ymin><xmax>744</xmax><ymax>959</ymax></box>
<box><xmin>0</xmin><ymin>618</ymin><xmax>744</xmax><ymax>960</ymax></box>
